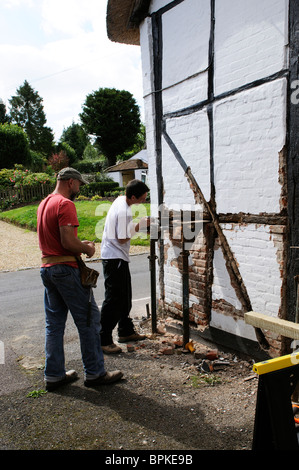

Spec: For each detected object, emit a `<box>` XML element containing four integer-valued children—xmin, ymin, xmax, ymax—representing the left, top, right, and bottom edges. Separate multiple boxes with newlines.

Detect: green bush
<box><xmin>0</xmin><ymin>166</ymin><xmax>55</xmax><ymax>190</ymax></box>
<box><xmin>29</xmin><ymin>150</ymin><xmax>48</xmax><ymax>172</ymax></box>
<box><xmin>72</xmin><ymin>159</ymin><xmax>104</xmax><ymax>173</ymax></box>
<box><xmin>0</xmin><ymin>168</ymin><xmax>15</xmax><ymax>190</ymax></box>
<box><xmin>0</xmin><ymin>123</ymin><xmax>31</xmax><ymax>168</ymax></box>
<box><xmin>80</xmin><ymin>181</ymin><xmax>120</xmax><ymax>197</ymax></box>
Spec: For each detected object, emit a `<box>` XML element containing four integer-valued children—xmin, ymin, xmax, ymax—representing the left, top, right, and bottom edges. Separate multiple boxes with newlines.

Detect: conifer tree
<box><xmin>9</xmin><ymin>80</ymin><xmax>54</xmax><ymax>155</ymax></box>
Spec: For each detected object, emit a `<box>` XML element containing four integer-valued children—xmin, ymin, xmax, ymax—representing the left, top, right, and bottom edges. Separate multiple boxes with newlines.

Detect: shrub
<box><xmin>72</xmin><ymin>159</ymin><xmax>104</xmax><ymax>173</ymax></box>
<box><xmin>56</xmin><ymin>142</ymin><xmax>77</xmax><ymax>166</ymax></box>
<box><xmin>0</xmin><ymin>168</ymin><xmax>15</xmax><ymax>190</ymax></box>
<box><xmin>48</xmin><ymin>151</ymin><xmax>69</xmax><ymax>172</ymax></box>
<box><xmin>29</xmin><ymin>150</ymin><xmax>48</xmax><ymax>172</ymax></box>
<box><xmin>17</xmin><ymin>172</ymin><xmax>56</xmax><ymax>188</ymax></box>
<box><xmin>0</xmin><ymin>166</ymin><xmax>55</xmax><ymax>190</ymax></box>
<box><xmin>0</xmin><ymin>123</ymin><xmax>31</xmax><ymax>168</ymax></box>
<box><xmin>79</xmin><ymin>181</ymin><xmax>120</xmax><ymax>197</ymax></box>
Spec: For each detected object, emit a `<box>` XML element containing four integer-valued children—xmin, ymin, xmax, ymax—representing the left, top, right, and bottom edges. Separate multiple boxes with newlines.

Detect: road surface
<box><xmin>0</xmin><ymin>253</ymin><xmax>151</xmax><ymax>394</ymax></box>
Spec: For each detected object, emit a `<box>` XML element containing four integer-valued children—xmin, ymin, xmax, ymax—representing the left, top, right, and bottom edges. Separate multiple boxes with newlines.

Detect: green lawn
<box><xmin>0</xmin><ymin>200</ymin><xmax>151</xmax><ymax>246</ymax></box>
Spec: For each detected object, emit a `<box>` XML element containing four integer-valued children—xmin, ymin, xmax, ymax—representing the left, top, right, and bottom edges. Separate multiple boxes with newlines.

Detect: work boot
<box><xmin>45</xmin><ymin>370</ymin><xmax>78</xmax><ymax>392</ymax></box>
<box><xmin>84</xmin><ymin>370</ymin><xmax>123</xmax><ymax>387</ymax></box>
<box><xmin>118</xmin><ymin>333</ymin><xmax>147</xmax><ymax>343</ymax></box>
<box><xmin>102</xmin><ymin>343</ymin><xmax>122</xmax><ymax>354</ymax></box>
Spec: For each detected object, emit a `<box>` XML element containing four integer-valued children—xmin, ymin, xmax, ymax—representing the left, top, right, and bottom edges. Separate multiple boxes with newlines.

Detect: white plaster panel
<box><xmin>149</xmin><ymin>0</ymin><xmax>171</xmax><ymax>13</ymax></box>
<box><xmin>162</xmin><ymin>109</ymin><xmax>210</xmax><ymax>207</ymax></box>
<box><xmin>213</xmin><ymin>224</ymin><xmax>283</xmax><ymax>316</ymax></box>
<box><xmin>162</xmin><ymin>0</ymin><xmax>210</xmax><ymax>91</ymax></box>
<box><xmin>214</xmin><ymin>78</ymin><xmax>287</xmax><ymax>214</ymax></box>
<box><xmin>143</xmin><ymin>94</ymin><xmax>159</xmax><ymax>212</ymax></box>
<box><xmin>210</xmin><ymin>311</ymin><xmax>257</xmax><ymax>342</ymax></box>
<box><xmin>211</xmin><ymin>223</ymin><xmax>283</xmax><ymax>340</ymax></box>
<box><xmin>164</xmin><ymin>242</ymin><xmax>182</xmax><ymax>305</ymax></box>
<box><xmin>212</xmin><ymin>245</ymin><xmax>243</xmax><ymax>310</ymax></box>
<box><xmin>214</xmin><ymin>0</ymin><xmax>288</xmax><ymax>95</ymax></box>
<box><xmin>162</xmin><ymin>72</ymin><xmax>208</xmax><ymax>115</ymax></box>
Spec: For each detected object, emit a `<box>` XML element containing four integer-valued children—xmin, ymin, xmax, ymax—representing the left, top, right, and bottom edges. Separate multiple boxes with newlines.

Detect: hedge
<box><xmin>72</xmin><ymin>159</ymin><xmax>104</xmax><ymax>173</ymax></box>
<box><xmin>79</xmin><ymin>181</ymin><xmax>120</xmax><ymax>197</ymax></box>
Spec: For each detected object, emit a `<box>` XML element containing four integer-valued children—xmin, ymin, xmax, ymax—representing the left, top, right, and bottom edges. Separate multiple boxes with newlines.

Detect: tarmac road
<box><xmin>0</xmin><ymin>253</ymin><xmax>256</xmax><ymax>453</ymax></box>
<box><xmin>0</xmin><ymin>253</ymin><xmax>151</xmax><ymax>396</ymax></box>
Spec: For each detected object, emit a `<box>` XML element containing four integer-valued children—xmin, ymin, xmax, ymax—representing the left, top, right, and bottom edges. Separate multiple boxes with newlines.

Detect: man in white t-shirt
<box><xmin>100</xmin><ymin>179</ymin><xmax>150</xmax><ymax>354</ymax></box>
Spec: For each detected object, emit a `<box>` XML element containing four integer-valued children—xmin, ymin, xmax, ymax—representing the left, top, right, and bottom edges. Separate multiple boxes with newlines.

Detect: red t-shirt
<box><xmin>37</xmin><ymin>193</ymin><xmax>79</xmax><ymax>267</ymax></box>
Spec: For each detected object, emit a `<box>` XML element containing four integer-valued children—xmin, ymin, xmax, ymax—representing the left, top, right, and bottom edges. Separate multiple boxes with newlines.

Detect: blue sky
<box><xmin>0</xmin><ymin>0</ymin><xmax>143</xmax><ymax>141</ymax></box>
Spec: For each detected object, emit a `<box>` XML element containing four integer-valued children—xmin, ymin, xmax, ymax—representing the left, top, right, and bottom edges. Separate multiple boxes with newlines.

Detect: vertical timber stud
<box><xmin>287</xmin><ymin>1</ymin><xmax>299</xmax><ymax>322</ymax></box>
<box><xmin>208</xmin><ymin>0</ymin><xmax>215</xmax><ymax>205</ymax></box>
<box><xmin>151</xmin><ymin>12</ymin><xmax>165</xmax><ymax>325</ymax></box>
<box><xmin>151</xmin><ymin>12</ymin><xmax>163</xmax><ymax>208</ymax></box>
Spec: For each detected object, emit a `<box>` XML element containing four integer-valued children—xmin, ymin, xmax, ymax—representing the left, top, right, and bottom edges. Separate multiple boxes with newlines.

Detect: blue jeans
<box><xmin>40</xmin><ymin>264</ymin><xmax>106</xmax><ymax>382</ymax></box>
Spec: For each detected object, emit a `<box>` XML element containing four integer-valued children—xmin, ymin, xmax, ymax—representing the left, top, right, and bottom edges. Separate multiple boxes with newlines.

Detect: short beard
<box><xmin>70</xmin><ymin>191</ymin><xmax>77</xmax><ymax>201</ymax></box>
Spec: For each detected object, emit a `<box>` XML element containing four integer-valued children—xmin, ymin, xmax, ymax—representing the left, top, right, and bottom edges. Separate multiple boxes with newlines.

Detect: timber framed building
<box><xmin>107</xmin><ymin>0</ymin><xmax>299</xmax><ymax>358</ymax></box>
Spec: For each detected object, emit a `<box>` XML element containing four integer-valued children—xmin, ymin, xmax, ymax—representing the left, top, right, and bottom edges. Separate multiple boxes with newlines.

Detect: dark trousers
<box><xmin>100</xmin><ymin>259</ymin><xmax>135</xmax><ymax>345</ymax></box>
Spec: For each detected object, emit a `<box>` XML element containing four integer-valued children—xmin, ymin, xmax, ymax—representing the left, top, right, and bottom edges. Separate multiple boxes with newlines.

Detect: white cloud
<box><xmin>41</xmin><ymin>0</ymin><xmax>100</xmax><ymax>36</ymax></box>
<box><xmin>0</xmin><ymin>0</ymin><xmax>143</xmax><ymax>141</ymax></box>
<box><xmin>3</xmin><ymin>0</ymin><xmax>34</xmax><ymax>7</ymax></box>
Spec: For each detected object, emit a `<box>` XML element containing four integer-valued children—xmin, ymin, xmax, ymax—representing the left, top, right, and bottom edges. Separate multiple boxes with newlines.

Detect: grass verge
<box><xmin>0</xmin><ymin>200</ymin><xmax>151</xmax><ymax>246</ymax></box>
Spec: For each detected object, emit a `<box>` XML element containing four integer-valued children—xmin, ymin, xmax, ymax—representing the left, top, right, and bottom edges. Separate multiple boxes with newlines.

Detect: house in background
<box><xmin>106</xmin><ymin>149</ymin><xmax>148</xmax><ymax>187</ymax></box>
<box><xmin>106</xmin><ymin>0</ymin><xmax>299</xmax><ymax>359</ymax></box>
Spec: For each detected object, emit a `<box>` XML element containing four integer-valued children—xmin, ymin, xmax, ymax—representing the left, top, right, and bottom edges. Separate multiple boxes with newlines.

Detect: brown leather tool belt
<box><xmin>41</xmin><ymin>255</ymin><xmax>77</xmax><ymax>264</ymax></box>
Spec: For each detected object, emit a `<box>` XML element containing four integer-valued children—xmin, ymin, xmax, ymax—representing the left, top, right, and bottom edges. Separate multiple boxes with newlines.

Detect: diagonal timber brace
<box><xmin>162</xmin><ymin>125</ymin><xmax>269</xmax><ymax>349</ymax></box>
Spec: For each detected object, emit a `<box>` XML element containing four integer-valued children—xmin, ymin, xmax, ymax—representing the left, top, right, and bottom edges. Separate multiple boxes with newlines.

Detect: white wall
<box><xmin>214</xmin><ymin>78</ymin><xmax>287</xmax><ymax>214</ymax></box>
<box><xmin>107</xmin><ymin>172</ymin><xmax>122</xmax><ymax>186</ymax></box>
<box><xmin>214</xmin><ymin>0</ymin><xmax>289</xmax><ymax>95</ymax></box>
<box><xmin>211</xmin><ymin>224</ymin><xmax>285</xmax><ymax>339</ymax></box>
<box><xmin>162</xmin><ymin>0</ymin><xmax>210</xmax><ymax>113</ymax></box>
<box><xmin>140</xmin><ymin>0</ymin><xmax>289</xmax><ymax>342</ymax></box>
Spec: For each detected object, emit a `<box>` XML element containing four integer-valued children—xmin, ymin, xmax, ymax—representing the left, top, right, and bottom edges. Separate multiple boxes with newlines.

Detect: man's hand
<box><xmin>137</xmin><ymin>216</ymin><xmax>151</xmax><ymax>232</ymax></box>
<box><xmin>82</xmin><ymin>240</ymin><xmax>95</xmax><ymax>258</ymax></box>
<box><xmin>60</xmin><ymin>226</ymin><xmax>95</xmax><ymax>257</ymax></box>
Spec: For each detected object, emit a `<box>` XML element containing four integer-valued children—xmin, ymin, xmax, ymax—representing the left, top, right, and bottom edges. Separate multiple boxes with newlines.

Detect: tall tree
<box><xmin>59</xmin><ymin>122</ymin><xmax>90</xmax><ymax>160</ymax></box>
<box><xmin>9</xmin><ymin>80</ymin><xmax>54</xmax><ymax>155</ymax></box>
<box><xmin>80</xmin><ymin>88</ymin><xmax>141</xmax><ymax>166</ymax></box>
<box><xmin>0</xmin><ymin>99</ymin><xmax>10</xmax><ymax>124</ymax></box>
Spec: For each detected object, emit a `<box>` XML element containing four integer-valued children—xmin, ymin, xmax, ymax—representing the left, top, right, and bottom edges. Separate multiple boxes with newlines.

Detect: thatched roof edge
<box><xmin>106</xmin><ymin>0</ymin><xmax>150</xmax><ymax>45</ymax></box>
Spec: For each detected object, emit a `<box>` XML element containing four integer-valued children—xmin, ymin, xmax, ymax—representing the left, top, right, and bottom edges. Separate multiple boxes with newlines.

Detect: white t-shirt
<box><xmin>101</xmin><ymin>196</ymin><xmax>133</xmax><ymax>262</ymax></box>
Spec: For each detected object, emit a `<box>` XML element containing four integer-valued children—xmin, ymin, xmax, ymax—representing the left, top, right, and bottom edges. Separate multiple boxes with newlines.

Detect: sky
<box><xmin>0</xmin><ymin>0</ymin><xmax>144</xmax><ymax>141</ymax></box>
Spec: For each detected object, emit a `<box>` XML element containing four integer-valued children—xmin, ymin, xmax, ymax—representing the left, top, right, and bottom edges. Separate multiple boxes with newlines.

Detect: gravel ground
<box><xmin>0</xmin><ymin>220</ymin><xmax>149</xmax><ymax>272</ymax></box>
<box><xmin>0</xmin><ymin>327</ymin><xmax>258</xmax><ymax>451</ymax></box>
<box><xmin>0</xmin><ymin>220</ymin><xmax>258</xmax><ymax>452</ymax></box>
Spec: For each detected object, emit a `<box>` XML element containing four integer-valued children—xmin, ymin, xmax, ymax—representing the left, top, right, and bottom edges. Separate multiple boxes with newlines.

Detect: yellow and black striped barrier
<box><xmin>252</xmin><ymin>353</ymin><xmax>299</xmax><ymax>450</ymax></box>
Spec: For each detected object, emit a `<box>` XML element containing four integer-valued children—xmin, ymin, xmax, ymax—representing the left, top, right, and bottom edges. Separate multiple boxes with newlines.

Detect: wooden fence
<box><xmin>0</xmin><ymin>184</ymin><xmax>54</xmax><ymax>208</ymax></box>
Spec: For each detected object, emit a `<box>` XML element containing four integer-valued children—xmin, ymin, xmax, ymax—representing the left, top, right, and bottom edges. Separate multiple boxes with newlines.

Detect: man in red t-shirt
<box><xmin>37</xmin><ymin>167</ymin><xmax>123</xmax><ymax>391</ymax></box>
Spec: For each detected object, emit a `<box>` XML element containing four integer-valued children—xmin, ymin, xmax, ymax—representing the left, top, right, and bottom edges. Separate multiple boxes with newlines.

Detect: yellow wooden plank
<box><xmin>244</xmin><ymin>311</ymin><xmax>299</xmax><ymax>340</ymax></box>
<box><xmin>253</xmin><ymin>352</ymin><xmax>299</xmax><ymax>375</ymax></box>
